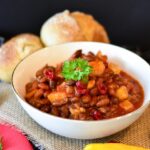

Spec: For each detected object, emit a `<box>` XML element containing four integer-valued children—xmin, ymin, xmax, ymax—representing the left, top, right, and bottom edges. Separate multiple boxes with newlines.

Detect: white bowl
<box><xmin>12</xmin><ymin>42</ymin><xmax>150</xmax><ymax>139</ymax></box>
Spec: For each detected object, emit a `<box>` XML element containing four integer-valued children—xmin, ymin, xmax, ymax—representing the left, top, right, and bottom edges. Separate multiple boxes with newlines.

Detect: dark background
<box><xmin>0</xmin><ymin>0</ymin><xmax>150</xmax><ymax>47</ymax></box>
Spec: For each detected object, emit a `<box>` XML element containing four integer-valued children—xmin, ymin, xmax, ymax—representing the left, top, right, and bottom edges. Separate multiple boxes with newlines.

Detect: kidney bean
<box><xmin>92</xmin><ymin>110</ymin><xmax>102</xmax><ymax>120</ymax></box>
<box><xmin>96</xmin><ymin>97</ymin><xmax>110</xmax><ymax>107</ymax></box>
<box><xmin>110</xmin><ymin>105</ymin><xmax>118</xmax><ymax>112</ymax></box>
<box><xmin>81</xmin><ymin>103</ymin><xmax>91</xmax><ymax>108</ymax></box>
<box><xmin>107</xmin><ymin>78</ymin><xmax>113</xmax><ymax>84</ymax></box>
<box><xmin>79</xmin><ymin>113</ymin><xmax>87</xmax><ymax>120</ymax></box>
<box><xmin>70</xmin><ymin>49</ymin><xmax>82</xmax><ymax>59</ymax></box>
<box><xmin>99</xmin><ymin>106</ymin><xmax>109</xmax><ymax>114</ymax></box>
<box><xmin>56</xmin><ymin>77</ymin><xmax>64</xmax><ymax>85</ymax></box>
<box><xmin>43</xmin><ymin>90</ymin><xmax>51</xmax><ymax>98</ymax></box>
<box><xmin>34</xmin><ymin>89</ymin><xmax>44</xmax><ymax>99</ymax></box>
<box><xmin>36</xmin><ymin>68</ymin><xmax>44</xmax><ymax>77</ymax></box>
<box><xmin>56</xmin><ymin>82</ymin><xmax>66</xmax><ymax>92</ymax></box>
<box><xmin>25</xmin><ymin>90</ymin><xmax>36</xmax><ymax>99</ymax></box>
<box><xmin>126</xmin><ymin>82</ymin><xmax>134</xmax><ymax>92</ymax></box>
<box><xmin>90</xmin><ymin>87</ymin><xmax>99</xmax><ymax>96</ymax></box>
<box><xmin>44</xmin><ymin>68</ymin><xmax>55</xmax><ymax>80</ymax></box>
<box><xmin>28</xmin><ymin>98</ymin><xmax>50</xmax><ymax>109</ymax></box>
<box><xmin>88</xmin><ymin>51</ymin><xmax>95</xmax><ymax>57</ymax></box>
<box><xmin>74</xmin><ymin>88</ymin><xmax>81</xmax><ymax>97</ymax></box>
<box><xmin>90</xmin><ymin>96</ymin><xmax>98</xmax><ymax>106</ymax></box>
<box><xmin>109</xmin><ymin>83</ymin><xmax>119</xmax><ymax>89</ymax></box>
<box><xmin>66</xmin><ymin>86</ymin><xmax>75</xmax><ymax>94</ymax></box>
<box><xmin>51</xmin><ymin>107</ymin><xmax>60</xmax><ymax>116</ymax></box>
<box><xmin>76</xmin><ymin>88</ymin><xmax>88</xmax><ymax>95</ymax></box>
<box><xmin>38</xmin><ymin>83</ymin><xmax>49</xmax><ymax>90</ymax></box>
<box><xmin>54</xmin><ymin>98</ymin><xmax>68</xmax><ymax>106</ymax></box>
<box><xmin>108</xmin><ymin>88</ymin><xmax>116</xmax><ymax>96</ymax></box>
<box><xmin>82</xmin><ymin>54</ymin><xmax>95</xmax><ymax>61</ymax></box>
<box><xmin>27</xmin><ymin>98</ymin><xmax>40</xmax><ymax>108</ymax></box>
<box><xmin>69</xmin><ymin>97</ymin><xmax>80</xmax><ymax>103</ymax></box>
<box><xmin>81</xmin><ymin>95</ymin><xmax>91</xmax><ymax>103</ymax></box>
<box><xmin>69</xmin><ymin>103</ymin><xmax>86</xmax><ymax>118</ymax></box>
<box><xmin>75</xmin><ymin>81</ymin><xmax>88</xmax><ymax>96</ymax></box>
<box><xmin>47</xmin><ymin>66</ymin><xmax>55</xmax><ymax>71</ymax></box>
<box><xmin>37</xmin><ymin>76</ymin><xmax>47</xmax><ymax>83</ymax></box>
<box><xmin>76</xmin><ymin>81</ymin><xmax>87</xmax><ymax>89</ymax></box>
<box><xmin>40</xmin><ymin>105</ymin><xmax>51</xmax><ymax>113</ymax></box>
<box><xmin>75</xmin><ymin>87</ymin><xmax>88</xmax><ymax>96</ymax></box>
<box><xmin>60</xmin><ymin>105</ymin><xmax>69</xmax><ymax>118</ymax></box>
<box><xmin>26</xmin><ymin>82</ymin><xmax>32</xmax><ymax>92</ymax></box>
<box><xmin>97</xmin><ymin>82</ymin><xmax>107</xmax><ymax>95</ymax></box>
<box><xmin>104</xmin><ymin>112</ymin><xmax>113</xmax><ymax>118</ymax></box>
<box><xmin>32</xmin><ymin>81</ymin><xmax>38</xmax><ymax>89</ymax></box>
<box><xmin>111</xmin><ymin>97</ymin><xmax>119</xmax><ymax>104</ymax></box>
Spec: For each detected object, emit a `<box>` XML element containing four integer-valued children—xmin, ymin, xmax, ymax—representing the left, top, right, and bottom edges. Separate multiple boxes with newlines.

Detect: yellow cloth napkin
<box><xmin>84</xmin><ymin>143</ymin><xmax>150</xmax><ymax>150</ymax></box>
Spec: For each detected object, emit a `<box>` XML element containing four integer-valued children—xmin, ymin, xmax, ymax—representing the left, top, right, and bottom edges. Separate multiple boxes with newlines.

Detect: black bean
<box><xmin>49</xmin><ymin>80</ymin><xmax>56</xmax><ymax>89</ymax></box>
<box><xmin>66</xmin><ymin>80</ymin><xmax>76</xmax><ymax>86</ymax></box>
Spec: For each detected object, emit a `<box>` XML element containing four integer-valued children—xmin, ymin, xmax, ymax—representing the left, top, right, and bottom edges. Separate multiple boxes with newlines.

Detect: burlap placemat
<box><xmin>0</xmin><ymin>82</ymin><xmax>150</xmax><ymax>150</ymax></box>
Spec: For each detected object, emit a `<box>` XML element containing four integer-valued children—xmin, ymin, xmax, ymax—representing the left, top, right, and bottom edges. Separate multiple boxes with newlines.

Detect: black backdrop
<box><xmin>0</xmin><ymin>0</ymin><xmax>150</xmax><ymax>46</ymax></box>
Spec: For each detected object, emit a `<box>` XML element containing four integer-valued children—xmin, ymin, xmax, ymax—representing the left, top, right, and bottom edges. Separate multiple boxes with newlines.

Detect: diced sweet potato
<box><xmin>108</xmin><ymin>63</ymin><xmax>121</xmax><ymax>74</ymax></box>
<box><xmin>116</xmin><ymin>86</ymin><xmax>128</xmax><ymax>100</ymax></box>
<box><xmin>87</xmin><ymin>80</ymin><xmax>95</xmax><ymax>89</ymax></box>
<box><xmin>119</xmin><ymin>100</ymin><xmax>134</xmax><ymax>112</ymax></box>
<box><xmin>89</xmin><ymin>60</ymin><xmax>105</xmax><ymax>76</ymax></box>
<box><xmin>48</xmin><ymin>92</ymin><xmax>67</xmax><ymax>106</ymax></box>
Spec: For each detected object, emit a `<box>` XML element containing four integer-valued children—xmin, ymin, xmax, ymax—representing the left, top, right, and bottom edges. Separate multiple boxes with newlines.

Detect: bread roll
<box><xmin>40</xmin><ymin>10</ymin><xmax>109</xmax><ymax>46</ymax></box>
<box><xmin>0</xmin><ymin>33</ymin><xmax>43</xmax><ymax>82</ymax></box>
<box><xmin>71</xmin><ymin>11</ymin><xmax>109</xmax><ymax>43</ymax></box>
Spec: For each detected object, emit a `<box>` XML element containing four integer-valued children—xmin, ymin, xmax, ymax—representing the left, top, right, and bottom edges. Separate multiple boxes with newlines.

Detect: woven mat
<box><xmin>0</xmin><ymin>82</ymin><xmax>150</xmax><ymax>150</ymax></box>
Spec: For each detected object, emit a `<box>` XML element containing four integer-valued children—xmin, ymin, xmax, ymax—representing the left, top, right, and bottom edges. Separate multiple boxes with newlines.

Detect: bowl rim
<box><xmin>11</xmin><ymin>41</ymin><xmax>150</xmax><ymax>123</ymax></box>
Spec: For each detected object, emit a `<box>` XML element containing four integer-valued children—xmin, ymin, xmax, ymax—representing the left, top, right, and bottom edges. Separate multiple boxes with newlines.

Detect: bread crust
<box><xmin>0</xmin><ymin>33</ymin><xmax>43</xmax><ymax>82</ymax></box>
<box><xmin>40</xmin><ymin>10</ymin><xmax>109</xmax><ymax>46</ymax></box>
<box><xmin>40</xmin><ymin>10</ymin><xmax>86</xmax><ymax>46</ymax></box>
<box><xmin>71</xmin><ymin>11</ymin><xmax>109</xmax><ymax>43</ymax></box>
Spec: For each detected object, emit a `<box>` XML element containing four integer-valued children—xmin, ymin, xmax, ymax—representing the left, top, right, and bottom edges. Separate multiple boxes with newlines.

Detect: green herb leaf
<box><xmin>62</xmin><ymin>58</ymin><xmax>92</xmax><ymax>81</ymax></box>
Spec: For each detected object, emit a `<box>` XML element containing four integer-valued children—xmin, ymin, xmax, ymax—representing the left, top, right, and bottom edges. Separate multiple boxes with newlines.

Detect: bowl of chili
<box><xmin>12</xmin><ymin>42</ymin><xmax>150</xmax><ymax>139</ymax></box>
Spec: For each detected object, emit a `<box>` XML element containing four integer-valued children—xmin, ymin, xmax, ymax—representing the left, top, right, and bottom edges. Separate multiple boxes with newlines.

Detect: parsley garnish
<box><xmin>62</xmin><ymin>58</ymin><xmax>92</xmax><ymax>82</ymax></box>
